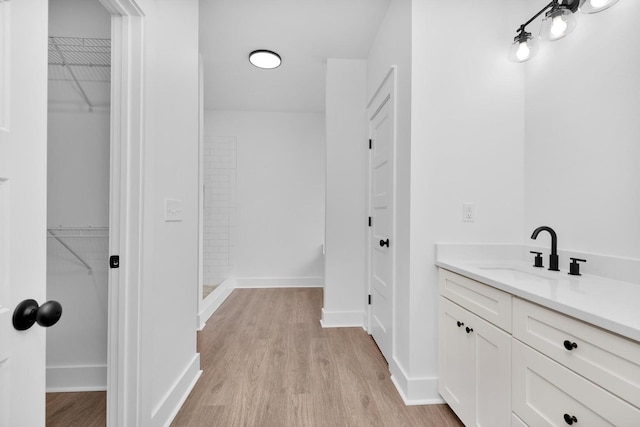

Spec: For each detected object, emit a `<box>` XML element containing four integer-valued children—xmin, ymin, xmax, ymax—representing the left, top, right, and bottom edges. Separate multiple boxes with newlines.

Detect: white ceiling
<box><xmin>199</xmin><ymin>0</ymin><xmax>391</xmax><ymax>113</ymax></box>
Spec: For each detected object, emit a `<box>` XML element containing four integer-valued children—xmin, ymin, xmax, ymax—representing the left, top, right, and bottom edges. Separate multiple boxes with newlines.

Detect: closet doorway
<box><xmin>46</xmin><ymin>0</ymin><xmax>111</xmax><ymax>424</ymax></box>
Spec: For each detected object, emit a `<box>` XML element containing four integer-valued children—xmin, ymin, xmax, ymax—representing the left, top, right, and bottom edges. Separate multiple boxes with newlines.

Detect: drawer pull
<box><xmin>563</xmin><ymin>340</ymin><xmax>578</xmax><ymax>351</ymax></box>
<box><xmin>563</xmin><ymin>413</ymin><xmax>578</xmax><ymax>425</ymax></box>
<box><xmin>456</xmin><ymin>321</ymin><xmax>464</xmax><ymax>327</ymax></box>
<box><xmin>465</xmin><ymin>326</ymin><xmax>474</xmax><ymax>334</ymax></box>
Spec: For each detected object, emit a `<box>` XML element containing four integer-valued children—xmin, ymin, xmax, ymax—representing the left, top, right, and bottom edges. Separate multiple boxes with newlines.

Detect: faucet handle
<box><xmin>530</xmin><ymin>251</ymin><xmax>544</xmax><ymax>268</ymax></box>
<box><xmin>568</xmin><ymin>258</ymin><xmax>586</xmax><ymax>276</ymax></box>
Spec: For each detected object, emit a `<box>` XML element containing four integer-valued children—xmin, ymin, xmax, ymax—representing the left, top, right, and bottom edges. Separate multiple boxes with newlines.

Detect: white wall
<box><xmin>524</xmin><ymin>1</ymin><xmax>640</xmax><ymax>259</ymax></box>
<box><xmin>47</xmin><ymin>111</ymin><xmax>110</xmax><ymax>226</ymax></box>
<box><xmin>204</xmin><ymin>110</ymin><xmax>325</xmax><ymax>286</ymax></box>
<box><xmin>366</xmin><ymin>0</ymin><xmax>526</xmax><ymax>402</ymax></box>
<box><xmin>323</xmin><ymin>59</ymin><xmax>368</xmax><ymax>326</ymax></box>
<box><xmin>138</xmin><ymin>1</ymin><xmax>201</xmax><ymax>424</ymax></box>
<box><xmin>409</xmin><ymin>0</ymin><xmax>525</xmax><ymax>400</ymax></box>
<box><xmin>46</xmin><ymin>0</ymin><xmax>111</xmax><ymax>391</ymax></box>
<box><xmin>49</xmin><ymin>0</ymin><xmax>110</xmax><ymax>37</ymax></box>
<box><xmin>366</xmin><ymin>0</ymin><xmax>415</xmax><ymax>397</ymax></box>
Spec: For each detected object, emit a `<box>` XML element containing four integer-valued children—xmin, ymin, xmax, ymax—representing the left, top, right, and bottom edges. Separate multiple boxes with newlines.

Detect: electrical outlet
<box><xmin>463</xmin><ymin>203</ymin><xmax>475</xmax><ymax>222</ymax></box>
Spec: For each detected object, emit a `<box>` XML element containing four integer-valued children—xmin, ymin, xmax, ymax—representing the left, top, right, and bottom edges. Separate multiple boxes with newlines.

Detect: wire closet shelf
<box><xmin>47</xmin><ymin>227</ymin><xmax>109</xmax><ymax>275</ymax></box>
<box><xmin>48</xmin><ymin>36</ymin><xmax>111</xmax><ymax>111</ymax></box>
<box><xmin>48</xmin><ymin>36</ymin><xmax>111</xmax><ymax>68</ymax></box>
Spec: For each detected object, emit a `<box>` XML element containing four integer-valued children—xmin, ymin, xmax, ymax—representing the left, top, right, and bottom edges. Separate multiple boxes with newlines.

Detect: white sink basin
<box><xmin>476</xmin><ymin>266</ymin><xmax>554</xmax><ymax>282</ymax></box>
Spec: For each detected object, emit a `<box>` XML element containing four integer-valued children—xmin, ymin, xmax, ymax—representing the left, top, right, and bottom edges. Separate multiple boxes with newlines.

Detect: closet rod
<box><xmin>50</xmin><ymin>38</ymin><xmax>94</xmax><ymax>112</ymax></box>
<box><xmin>48</xmin><ymin>229</ymin><xmax>93</xmax><ymax>275</ymax></box>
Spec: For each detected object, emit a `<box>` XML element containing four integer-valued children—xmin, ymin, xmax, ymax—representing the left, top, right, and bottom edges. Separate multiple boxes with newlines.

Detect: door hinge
<box><xmin>109</xmin><ymin>255</ymin><xmax>120</xmax><ymax>269</ymax></box>
<box><xmin>368</xmin><ymin>139</ymin><xmax>372</xmax><ymax>149</ymax></box>
<box><xmin>368</xmin><ymin>216</ymin><xmax>372</xmax><ymax>227</ymax></box>
<box><xmin>368</xmin><ymin>294</ymin><xmax>372</xmax><ymax>305</ymax></box>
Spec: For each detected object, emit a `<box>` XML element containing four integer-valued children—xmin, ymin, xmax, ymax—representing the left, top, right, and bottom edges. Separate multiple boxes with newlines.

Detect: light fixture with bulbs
<box><xmin>249</xmin><ymin>50</ymin><xmax>282</xmax><ymax>69</ymax></box>
<box><xmin>509</xmin><ymin>0</ymin><xmax>619</xmax><ymax>63</ymax></box>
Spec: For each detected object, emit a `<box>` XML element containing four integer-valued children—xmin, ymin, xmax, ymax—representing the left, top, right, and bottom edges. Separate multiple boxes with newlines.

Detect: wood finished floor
<box><xmin>47</xmin><ymin>288</ymin><xmax>463</xmax><ymax>426</ymax></box>
<box><xmin>172</xmin><ymin>288</ymin><xmax>462</xmax><ymax>427</ymax></box>
<box><xmin>46</xmin><ymin>391</ymin><xmax>106</xmax><ymax>427</ymax></box>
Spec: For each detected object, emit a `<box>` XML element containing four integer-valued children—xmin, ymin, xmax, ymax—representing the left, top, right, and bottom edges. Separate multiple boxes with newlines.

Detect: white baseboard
<box><xmin>46</xmin><ymin>365</ymin><xmax>107</xmax><ymax>392</ymax></box>
<box><xmin>235</xmin><ymin>276</ymin><xmax>323</xmax><ymax>288</ymax></box>
<box><xmin>152</xmin><ymin>353</ymin><xmax>202</xmax><ymax>427</ymax></box>
<box><xmin>389</xmin><ymin>359</ymin><xmax>443</xmax><ymax>405</ymax></box>
<box><xmin>198</xmin><ymin>278</ymin><xmax>235</xmax><ymax>330</ymax></box>
<box><xmin>319</xmin><ymin>308</ymin><xmax>364</xmax><ymax>328</ymax></box>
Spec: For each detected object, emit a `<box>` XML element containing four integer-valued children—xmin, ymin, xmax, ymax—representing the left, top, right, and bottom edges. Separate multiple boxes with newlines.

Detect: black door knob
<box><xmin>563</xmin><ymin>413</ymin><xmax>578</xmax><ymax>425</ymax></box>
<box><xmin>563</xmin><ymin>340</ymin><xmax>578</xmax><ymax>351</ymax></box>
<box><xmin>465</xmin><ymin>327</ymin><xmax>474</xmax><ymax>334</ymax></box>
<box><xmin>456</xmin><ymin>321</ymin><xmax>464</xmax><ymax>327</ymax></box>
<box><xmin>12</xmin><ymin>299</ymin><xmax>63</xmax><ymax>331</ymax></box>
<box><xmin>379</xmin><ymin>239</ymin><xmax>389</xmax><ymax>247</ymax></box>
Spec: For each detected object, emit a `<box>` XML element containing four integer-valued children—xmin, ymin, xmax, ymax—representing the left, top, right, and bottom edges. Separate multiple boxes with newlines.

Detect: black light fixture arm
<box><xmin>517</xmin><ymin>1</ymin><xmax>555</xmax><ymax>34</ymax></box>
<box><xmin>515</xmin><ymin>0</ymin><xmax>580</xmax><ymax>35</ymax></box>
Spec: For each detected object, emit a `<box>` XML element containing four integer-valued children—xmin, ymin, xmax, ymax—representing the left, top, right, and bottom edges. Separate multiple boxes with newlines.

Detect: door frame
<box><xmin>98</xmin><ymin>0</ymin><xmax>145</xmax><ymax>425</ymax></box>
<box><xmin>365</xmin><ymin>66</ymin><xmax>397</xmax><ymax>352</ymax></box>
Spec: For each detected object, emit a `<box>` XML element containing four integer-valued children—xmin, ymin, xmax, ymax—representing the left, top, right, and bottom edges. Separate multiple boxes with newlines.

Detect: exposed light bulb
<box><xmin>550</xmin><ymin>15</ymin><xmax>568</xmax><ymax>38</ymax></box>
<box><xmin>579</xmin><ymin>0</ymin><xmax>618</xmax><ymax>13</ymax></box>
<box><xmin>516</xmin><ymin>42</ymin><xmax>531</xmax><ymax>61</ymax></box>
<box><xmin>589</xmin><ymin>0</ymin><xmax>609</xmax><ymax>8</ymax></box>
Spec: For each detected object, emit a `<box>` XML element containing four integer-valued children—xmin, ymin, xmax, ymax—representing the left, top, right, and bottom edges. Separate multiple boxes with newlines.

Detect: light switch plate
<box><xmin>165</xmin><ymin>199</ymin><xmax>183</xmax><ymax>222</ymax></box>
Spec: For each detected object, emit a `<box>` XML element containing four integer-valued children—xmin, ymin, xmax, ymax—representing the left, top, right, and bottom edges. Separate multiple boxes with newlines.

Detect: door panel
<box><xmin>369</xmin><ymin>83</ymin><xmax>394</xmax><ymax>363</ymax></box>
<box><xmin>0</xmin><ymin>0</ymin><xmax>49</xmax><ymax>426</ymax></box>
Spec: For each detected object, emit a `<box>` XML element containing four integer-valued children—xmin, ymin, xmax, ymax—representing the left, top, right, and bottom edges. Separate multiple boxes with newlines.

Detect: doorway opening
<box><xmin>45</xmin><ymin>0</ymin><xmax>111</xmax><ymax>424</ymax></box>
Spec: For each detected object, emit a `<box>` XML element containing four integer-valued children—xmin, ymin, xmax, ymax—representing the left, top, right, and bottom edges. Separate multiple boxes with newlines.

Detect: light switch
<box><xmin>165</xmin><ymin>199</ymin><xmax>183</xmax><ymax>222</ymax></box>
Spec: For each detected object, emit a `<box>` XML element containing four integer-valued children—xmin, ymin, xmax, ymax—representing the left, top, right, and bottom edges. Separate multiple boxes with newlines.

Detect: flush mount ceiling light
<box><xmin>509</xmin><ymin>0</ymin><xmax>620</xmax><ymax>63</ymax></box>
<box><xmin>249</xmin><ymin>50</ymin><xmax>281</xmax><ymax>69</ymax></box>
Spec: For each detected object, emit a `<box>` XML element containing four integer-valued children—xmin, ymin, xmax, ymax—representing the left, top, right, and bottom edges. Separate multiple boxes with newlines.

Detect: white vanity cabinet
<box><xmin>438</xmin><ymin>269</ymin><xmax>512</xmax><ymax>426</ymax></box>
<box><xmin>512</xmin><ymin>297</ymin><xmax>640</xmax><ymax>426</ymax></box>
<box><xmin>438</xmin><ymin>267</ymin><xmax>640</xmax><ymax>427</ymax></box>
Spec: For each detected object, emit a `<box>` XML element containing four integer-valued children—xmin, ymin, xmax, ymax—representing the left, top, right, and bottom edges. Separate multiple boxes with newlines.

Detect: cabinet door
<box><xmin>440</xmin><ymin>297</ymin><xmax>512</xmax><ymax>426</ymax></box>
<box><xmin>439</xmin><ymin>297</ymin><xmax>475</xmax><ymax>424</ymax></box>
<box><xmin>474</xmin><ymin>307</ymin><xmax>512</xmax><ymax>427</ymax></box>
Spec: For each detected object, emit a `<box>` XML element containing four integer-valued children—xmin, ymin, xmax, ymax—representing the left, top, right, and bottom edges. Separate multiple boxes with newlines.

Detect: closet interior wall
<box><xmin>46</xmin><ymin>0</ymin><xmax>111</xmax><ymax>391</ymax></box>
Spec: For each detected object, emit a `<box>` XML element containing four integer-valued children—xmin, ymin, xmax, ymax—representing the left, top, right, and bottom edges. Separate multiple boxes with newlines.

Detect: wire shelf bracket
<box><xmin>48</xmin><ymin>228</ymin><xmax>94</xmax><ymax>275</ymax></box>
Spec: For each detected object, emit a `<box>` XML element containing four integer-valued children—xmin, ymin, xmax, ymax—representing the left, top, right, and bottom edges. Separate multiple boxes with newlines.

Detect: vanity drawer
<box><xmin>439</xmin><ymin>269</ymin><xmax>512</xmax><ymax>332</ymax></box>
<box><xmin>512</xmin><ymin>339</ymin><xmax>640</xmax><ymax>426</ymax></box>
<box><xmin>513</xmin><ymin>297</ymin><xmax>640</xmax><ymax>408</ymax></box>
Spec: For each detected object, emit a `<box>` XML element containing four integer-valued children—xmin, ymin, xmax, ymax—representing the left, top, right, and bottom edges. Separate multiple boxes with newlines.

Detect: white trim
<box><xmin>389</xmin><ymin>358</ymin><xmax>443</xmax><ymax>405</ymax></box>
<box><xmin>235</xmin><ymin>276</ymin><xmax>323</xmax><ymax>288</ymax></box>
<box><xmin>196</xmin><ymin>54</ymin><xmax>205</xmax><ymax>330</ymax></box>
<box><xmin>320</xmin><ymin>308</ymin><xmax>364</xmax><ymax>328</ymax></box>
<box><xmin>101</xmin><ymin>1</ymin><xmax>146</xmax><ymax>426</ymax></box>
<box><xmin>150</xmin><ymin>354</ymin><xmax>202</xmax><ymax>427</ymax></box>
<box><xmin>99</xmin><ymin>0</ymin><xmax>144</xmax><ymax>16</ymax></box>
<box><xmin>0</xmin><ymin>0</ymin><xmax>9</xmax><ymax>131</ymax></box>
<box><xmin>197</xmin><ymin>278</ymin><xmax>235</xmax><ymax>330</ymax></box>
<box><xmin>46</xmin><ymin>365</ymin><xmax>107</xmax><ymax>392</ymax></box>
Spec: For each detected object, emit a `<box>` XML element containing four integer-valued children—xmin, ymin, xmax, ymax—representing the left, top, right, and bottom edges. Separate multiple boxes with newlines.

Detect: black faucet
<box><xmin>531</xmin><ymin>226</ymin><xmax>559</xmax><ymax>271</ymax></box>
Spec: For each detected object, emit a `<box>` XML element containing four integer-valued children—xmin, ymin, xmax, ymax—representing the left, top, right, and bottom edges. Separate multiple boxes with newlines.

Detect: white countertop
<box><xmin>436</xmin><ymin>257</ymin><xmax>640</xmax><ymax>343</ymax></box>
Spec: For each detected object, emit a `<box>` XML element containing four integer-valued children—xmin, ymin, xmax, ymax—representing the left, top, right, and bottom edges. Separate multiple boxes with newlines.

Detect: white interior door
<box><xmin>368</xmin><ymin>71</ymin><xmax>395</xmax><ymax>364</ymax></box>
<box><xmin>0</xmin><ymin>0</ymin><xmax>50</xmax><ymax>426</ymax></box>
